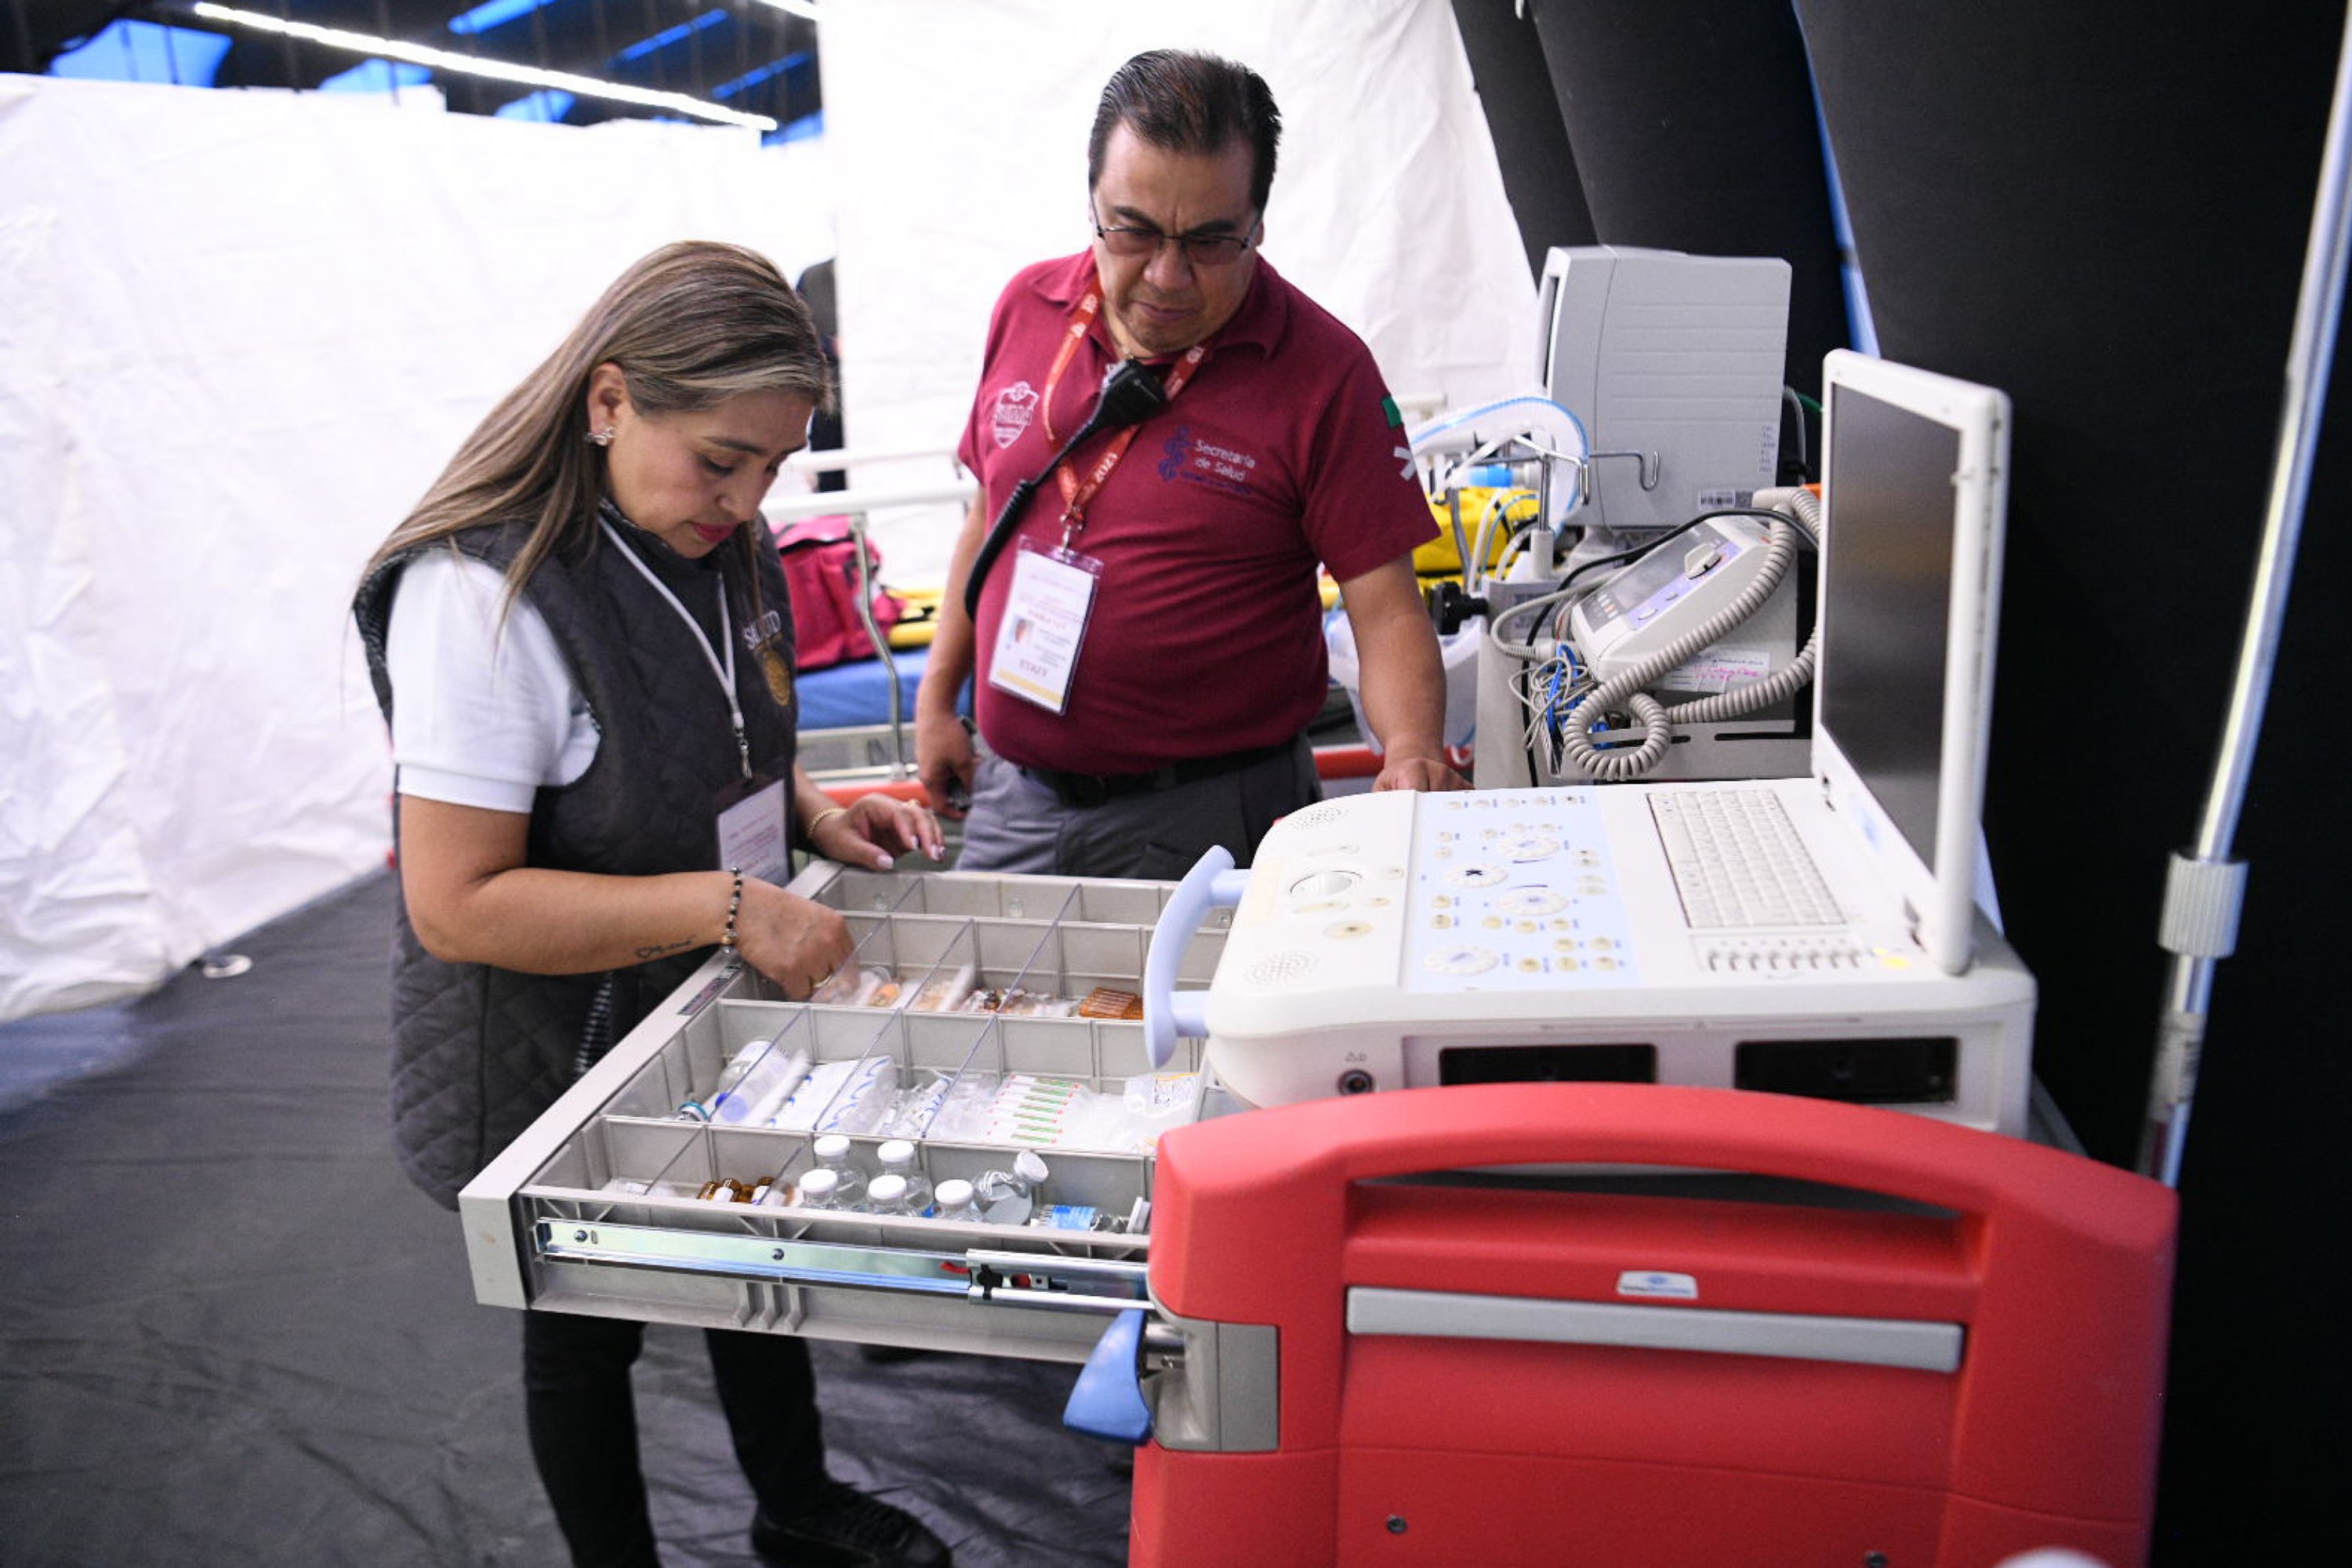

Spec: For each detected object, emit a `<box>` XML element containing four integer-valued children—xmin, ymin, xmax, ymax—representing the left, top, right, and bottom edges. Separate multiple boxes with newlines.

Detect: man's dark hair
<box><xmin>1087</xmin><ymin>49</ymin><xmax>1283</xmax><ymax>215</ymax></box>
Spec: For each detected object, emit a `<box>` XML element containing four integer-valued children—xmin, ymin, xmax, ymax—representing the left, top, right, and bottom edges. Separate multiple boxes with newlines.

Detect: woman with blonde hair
<box><xmin>354</xmin><ymin>240</ymin><xmax>949</xmax><ymax>1568</ymax></box>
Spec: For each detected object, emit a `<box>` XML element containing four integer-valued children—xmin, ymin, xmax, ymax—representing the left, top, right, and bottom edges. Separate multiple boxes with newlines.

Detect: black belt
<box><xmin>1019</xmin><ymin>739</ymin><xmax>1298</xmax><ymax>809</ymax></box>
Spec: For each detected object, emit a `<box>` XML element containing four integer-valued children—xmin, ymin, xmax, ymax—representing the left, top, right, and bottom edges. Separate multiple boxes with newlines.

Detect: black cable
<box><xmin>1554</xmin><ymin>506</ymin><xmax>1807</xmax><ymax>597</ymax></box>
<box><xmin>1544</xmin><ymin>506</ymin><xmax>1810</xmax><ymax>647</ymax></box>
<box><xmin>960</xmin><ymin>359</ymin><xmax>1168</xmax><ymax>620</ymax></box>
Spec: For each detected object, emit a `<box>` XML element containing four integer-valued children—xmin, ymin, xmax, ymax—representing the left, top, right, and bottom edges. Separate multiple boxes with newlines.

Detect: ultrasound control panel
<box><xmin>1409</xmin><ymin>791</ymin><xmax>1639</xmax><ymax>992</ymax></box>
<box><xmin>1189</xmin><ymin>788</ymin><xmax>2038</xmax><ymax>1137</ymax></box>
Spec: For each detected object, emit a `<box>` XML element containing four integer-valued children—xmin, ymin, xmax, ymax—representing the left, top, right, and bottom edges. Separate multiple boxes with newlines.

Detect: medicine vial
<box><xmin>874</xmin><ymin>1139</ymin><xmax>934</xmax><ymax>1216</ymax></box>
<box><xmin>866</xmin><ymin>1172</ymin><xmax>913</xmax><ymax>1216</ymax></box>
<box><xmin>811</xmin><ymin>1133</ymin><xmax>869</xmax><ymax>1210</ymax></box>
<box><xmin>932</xmin><ymin>1178</ymin><xmax>982</xmax><ymax>1224</ymax></box>
<box><xmin>796</xmin><ymin>1167</ymin><xmax>841</xmax><ymax>1210</ymax></box>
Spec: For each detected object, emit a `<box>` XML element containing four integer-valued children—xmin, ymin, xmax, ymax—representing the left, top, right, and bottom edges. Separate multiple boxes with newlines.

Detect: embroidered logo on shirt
<box><xmin>990</xmin><ymin>381</ymin><xmax>1040</xmax><ymax>448</ymax></box>
<box><xmin>742</xmin><ymin>610</ymin><xmax>794</xmax><ymax>710</ymax></box>
<box><xmin>1156</xmin><ymin>424</ymin><xmax>1258</xmax><ymax>495</ymax></box>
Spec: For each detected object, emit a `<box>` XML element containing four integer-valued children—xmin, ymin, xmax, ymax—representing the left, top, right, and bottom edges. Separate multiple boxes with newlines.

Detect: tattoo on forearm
<box><xmin>634</xmin><ymin>938</ymin><xmax>697</xmax><ymax>960</ymax></box>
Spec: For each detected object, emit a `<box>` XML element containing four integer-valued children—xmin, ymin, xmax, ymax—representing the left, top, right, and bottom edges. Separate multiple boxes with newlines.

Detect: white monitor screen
<box><xmin>1814</xmin><ymin>349</ymin><xmax>2010</xmax><ymax>975</ymax></box>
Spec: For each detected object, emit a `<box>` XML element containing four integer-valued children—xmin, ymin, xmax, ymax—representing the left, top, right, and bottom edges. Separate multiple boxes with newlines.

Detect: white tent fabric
<box><xmin>821</xmin><ymin>0</ymin><xmax>1533</xmax><ymax>580</ymax></box>
<box><xmin>0</xmin><ymin>0</ymin><xmax>1529</xmax><ymax>1023</ymax></box>
<box><xmin>0</xmin><ymin>75</ymin><xmax>834</xmax><ymax>1021</ymax></box>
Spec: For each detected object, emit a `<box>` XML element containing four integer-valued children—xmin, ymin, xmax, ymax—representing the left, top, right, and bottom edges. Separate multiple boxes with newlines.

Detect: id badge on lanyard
<box><xmin>987</xmin><ymin>288</ymin><xmax>1204</xmax><ymax>717</ymax></box>
<box><xmin>986</xmin><ymin>539</ymin><xmax>1103</xmax><ymax>716</ymax></box>
<box><xmin>716</xmin><ymin>772</ymin><xmax>791</xmax><ymax>884</ymax></box>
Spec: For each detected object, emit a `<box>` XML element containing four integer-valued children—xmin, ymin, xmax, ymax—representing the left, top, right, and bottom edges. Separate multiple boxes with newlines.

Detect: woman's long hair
<box><xmin>363</xmin><ymin>240</ymin><xmax>832</xmax><ymax>602</ymax></box>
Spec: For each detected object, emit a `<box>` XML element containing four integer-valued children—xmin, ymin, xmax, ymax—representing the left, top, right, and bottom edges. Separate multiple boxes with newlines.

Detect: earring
<box><xmin>586</xmin><ymin>426</ymin><xmax>615</xmax><ymax>447</ymax></box>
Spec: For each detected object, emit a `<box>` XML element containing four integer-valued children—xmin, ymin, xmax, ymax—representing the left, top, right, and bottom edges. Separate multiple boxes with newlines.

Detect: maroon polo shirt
<box><xmin>956</xmin><ymin>251</ymin><xmax>1435</xmax><ymax>776</ymax></box>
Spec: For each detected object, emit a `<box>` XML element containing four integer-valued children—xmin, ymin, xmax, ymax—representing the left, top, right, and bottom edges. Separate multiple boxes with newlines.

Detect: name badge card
<box><xmin>715</xmin><ymin>772</ymin><xmax>791</xmax><ymax>884</ymax></box>
<box><xmin>986</xmin><ymin>539</ymin><xmax>1102</xmax><ymax>716</ymax></box>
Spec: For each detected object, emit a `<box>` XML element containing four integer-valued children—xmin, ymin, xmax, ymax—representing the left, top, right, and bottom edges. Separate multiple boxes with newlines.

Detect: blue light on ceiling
<box><xmin>448</xmin><ymin>0</ymin><xmax>560</xmax><ymax>38</ymax></box>
<box><xmin>617</xmin><ymin>11</ymin><xmax>728</xmax><ymax>64</ymax></box>
<box><xmin>715</xmin><ymin>48</ymin><xmax>810</xmax><ymax>101</ymax></box>
<box><xmin>320</xmin><ymin>60</ymin><xmax>435</xmax><ymax>93</ymax></box>
<box><xmin>766</xmin><ymin>110</ymin><xmax>824</xmax><ymax>147</ymax></box>
<box><xmin>496</xmin><ymin>89</ymin><xmax>578</xmax><ymax>122</ymax></box>
<box><xmin>47</xmin><ymin>20</ymin><xmax>231</xmax><ymax>86</ymax></box>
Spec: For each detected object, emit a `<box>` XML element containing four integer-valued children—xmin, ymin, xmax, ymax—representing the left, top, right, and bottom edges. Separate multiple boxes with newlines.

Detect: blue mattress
<box><xmin>798</xmin><ymin>644</ymin><xmax>930</xmax><ymax>730</ymax></box>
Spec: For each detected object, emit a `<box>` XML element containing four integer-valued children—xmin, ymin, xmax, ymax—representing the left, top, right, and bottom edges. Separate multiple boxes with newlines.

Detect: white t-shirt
<box><xmin>383</xmin><ymin>550</ymin><xmax>600</xmax><ymax>813</ymax></box>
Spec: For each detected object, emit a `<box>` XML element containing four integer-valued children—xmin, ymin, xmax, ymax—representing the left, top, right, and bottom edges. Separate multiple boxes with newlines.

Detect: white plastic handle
<box><xmin>1142</xmin><ymin>847</ymin><xmax>1250</xmax><ymax>1069</ymax></box>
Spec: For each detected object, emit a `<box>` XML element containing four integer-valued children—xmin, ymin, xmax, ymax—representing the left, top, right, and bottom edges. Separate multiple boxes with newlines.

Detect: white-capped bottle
<box><xmin>866</xmin><ymin>1172</ymin><xmax>913</xmax><ymax>1217</ymax></box>
<box><xmin>811</xmin><ymin>1133</ymin><xmax>869</xmax><ymax>1210</ymax></box>
<box><xmin>932</xmin><ymin>1178</ymin><xmax>982</xmax><ymax>1224</ymax></box>
<box><xmin>796</xmin><ymin>1167</ymin><xmax>842</xmax><ymax>1210</ymax></box>
<box><xmin>874</xmin><ymin>1138</ymin><xmax>933</xmax><ymax>1216</ymax></box>
<box><xmin>975</xmin><ymin>1148</ymin><xmax>1049</xmax><ymax>1224</ymax></box>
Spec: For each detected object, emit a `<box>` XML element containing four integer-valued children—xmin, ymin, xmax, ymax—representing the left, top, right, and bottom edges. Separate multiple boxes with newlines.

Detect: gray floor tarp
<box><xmin>0</xmin><ymin>872</ymin><xmax>1131</xmax><ymax>1567</ymax></box>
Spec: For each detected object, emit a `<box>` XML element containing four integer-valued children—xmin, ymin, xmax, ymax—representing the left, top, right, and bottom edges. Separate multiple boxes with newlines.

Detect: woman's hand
<box><xmin>808</xmin><ymin>792</ymin><xmax>945</xmax><ymax>869</ymax></box>
<box><xmin>732</xmin><ymin>878</ymin><xmax>855</xmax><ymax>1000</ymax></box>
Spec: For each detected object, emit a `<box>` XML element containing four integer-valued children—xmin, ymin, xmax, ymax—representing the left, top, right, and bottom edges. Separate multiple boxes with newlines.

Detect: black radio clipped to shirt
<box><xmin>962</xmin><ymin>357</ymin><xmax>1168</xmax><ymax>619</ymax></box>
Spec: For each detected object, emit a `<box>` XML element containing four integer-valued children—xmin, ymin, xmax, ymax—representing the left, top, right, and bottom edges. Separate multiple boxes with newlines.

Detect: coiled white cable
<box><xmin>1556</xmin><ymin>488</ymin><xmax>1823</xmax><ymax>781</ymax></box>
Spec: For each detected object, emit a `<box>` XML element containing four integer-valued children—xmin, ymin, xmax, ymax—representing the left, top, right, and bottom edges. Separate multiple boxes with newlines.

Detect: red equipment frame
<box><xmin>1134</xmin><ymin>1083</ymin><xmax>2175</xmax><ymax>1568</ymax></box>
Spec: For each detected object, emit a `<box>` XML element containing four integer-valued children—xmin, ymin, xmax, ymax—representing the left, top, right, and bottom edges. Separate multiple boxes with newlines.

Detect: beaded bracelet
<box><xmin>719</xmin><ymin>867</ymin><xmax>744</xmax><ymax>950</ymax></box>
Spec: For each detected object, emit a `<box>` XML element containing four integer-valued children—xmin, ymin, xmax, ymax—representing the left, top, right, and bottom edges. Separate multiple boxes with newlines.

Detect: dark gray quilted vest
<box><xmin>353</xmin><ymin>516</ymin><xmax>798</xmax><ymax>1208</ymax></box>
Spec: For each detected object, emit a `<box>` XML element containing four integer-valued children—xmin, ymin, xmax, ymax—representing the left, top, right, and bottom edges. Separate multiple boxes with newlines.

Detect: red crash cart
<box><xmin>1128</xmin><ymin>1083</ymin><xmax>2175</xmax><ymax>1568</ymax></box>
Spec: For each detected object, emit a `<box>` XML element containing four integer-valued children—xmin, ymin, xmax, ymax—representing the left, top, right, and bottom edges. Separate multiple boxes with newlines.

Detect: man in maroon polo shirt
<box><xmin>916</xmin><ymin>48</ymin><xmax>1466</xmax><ymax>880</ymax></box>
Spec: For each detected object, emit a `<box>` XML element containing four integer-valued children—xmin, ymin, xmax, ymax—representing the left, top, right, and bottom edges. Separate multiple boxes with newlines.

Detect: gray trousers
<box><xmin>955</xmin><ymin>738</ymin><xmax>1320</xmax><ymax>880</ymax></box>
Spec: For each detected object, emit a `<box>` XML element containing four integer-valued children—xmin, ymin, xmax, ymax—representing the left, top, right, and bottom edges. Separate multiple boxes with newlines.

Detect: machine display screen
<box><xmin>1818</xmin><ymin>387</ymin><xmax>1961</xmax><ymax>870</ymax></box>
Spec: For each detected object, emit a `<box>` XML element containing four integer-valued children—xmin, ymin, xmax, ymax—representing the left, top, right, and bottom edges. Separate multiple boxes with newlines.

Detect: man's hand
<box><xmin>916</xmin><ymin>709</ymin><xmax>977</xmax><ymax>818</ymax></box>
<box><xmin>915</xmin><ymin>491</ymin><xmax>989</xmax><ymax>818</ymax></box>
<box><xmin>1372</xmin><ymin>750</ymin><xmax>1469</xmax><ymax>793</ymax></box>
<box><xmin>1338</xmin><ymin>555</ymin><xmax>1469</xmax><ymax>793</ymax></box>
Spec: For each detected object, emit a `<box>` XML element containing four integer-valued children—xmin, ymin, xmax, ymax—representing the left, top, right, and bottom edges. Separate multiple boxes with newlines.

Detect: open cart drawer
<box><xmin>458</xmin><ymin>863</ymin><xmax>1236</xmax><ymax>1363</ymax></box>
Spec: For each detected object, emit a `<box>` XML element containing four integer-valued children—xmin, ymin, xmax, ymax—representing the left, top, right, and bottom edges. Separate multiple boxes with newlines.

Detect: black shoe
<box><xmin>752</xmin><ymin>1481</ymin><xmax>952</xmax><ymax>1568</ymax></box>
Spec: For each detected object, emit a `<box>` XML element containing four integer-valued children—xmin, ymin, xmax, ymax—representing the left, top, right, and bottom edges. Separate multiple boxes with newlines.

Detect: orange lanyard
<box><xmin>1040</xmin><ymin>278</ymin><xmax>1207</xmax><ymax>542</ymax></box>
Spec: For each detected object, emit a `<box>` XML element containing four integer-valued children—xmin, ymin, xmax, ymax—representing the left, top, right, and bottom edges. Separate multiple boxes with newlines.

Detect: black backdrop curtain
<box><xmin>1456</xmin><ymin>1</ymin><xmax>2352</xmax><ymax>1557</ymax></box>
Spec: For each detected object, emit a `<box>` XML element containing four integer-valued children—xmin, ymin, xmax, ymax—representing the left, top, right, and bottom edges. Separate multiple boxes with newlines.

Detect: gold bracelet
<box><xmin>804</xmin><ymin>806</ymin><xmax>848</xmax><ymax>840</ymax></box>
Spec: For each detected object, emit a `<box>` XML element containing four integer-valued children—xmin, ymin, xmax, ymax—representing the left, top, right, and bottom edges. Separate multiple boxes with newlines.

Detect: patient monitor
<box><xmin>1536</xmin><ymin>245</ymin><xmax>1792</xmax><ymax>535</ymax></box>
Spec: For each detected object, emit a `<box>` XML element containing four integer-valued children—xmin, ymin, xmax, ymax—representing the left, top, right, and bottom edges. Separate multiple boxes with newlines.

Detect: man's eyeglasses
<box><xmin>1091</xmin><ymin>216</ymin><xmax>1261</xmax><ymax>268</ymax></box>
